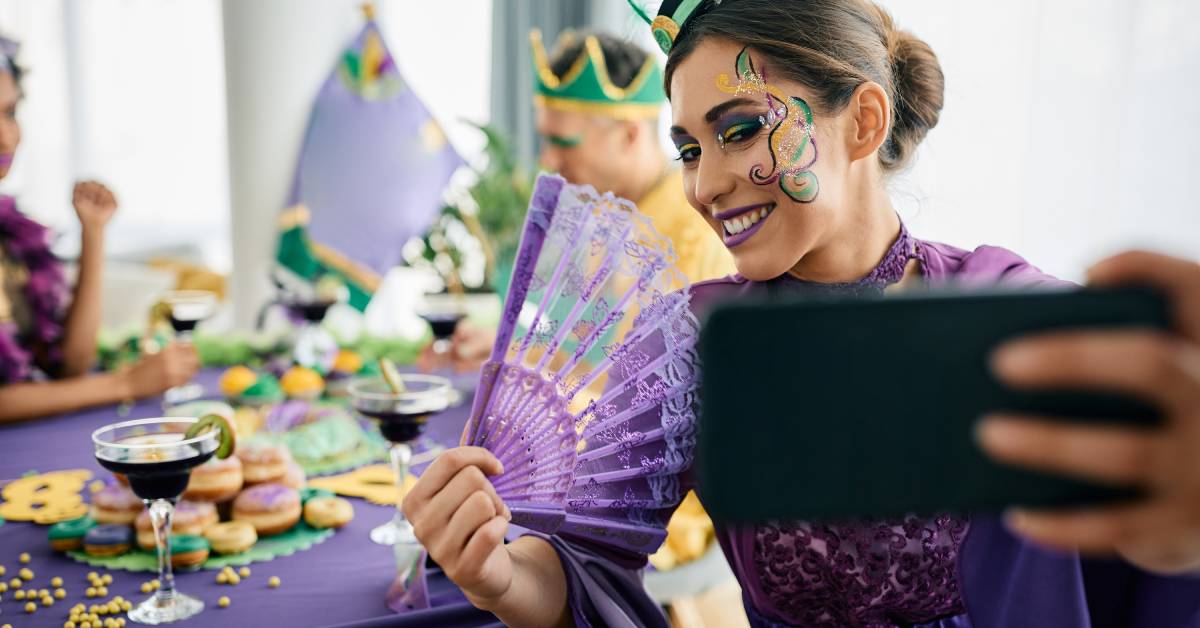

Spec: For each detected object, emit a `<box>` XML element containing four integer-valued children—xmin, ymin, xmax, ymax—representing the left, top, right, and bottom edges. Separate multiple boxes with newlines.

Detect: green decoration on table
<box><xmin>66</xmin><ymin>521</ymin><xmax>334</xmax><ymax>571</ymax></box>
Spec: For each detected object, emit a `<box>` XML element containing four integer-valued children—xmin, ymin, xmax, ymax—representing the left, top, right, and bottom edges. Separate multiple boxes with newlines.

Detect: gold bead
<box><xmin>51</xmin><ymin>576</ymin><xmax>64</xmax><ymax>587</ymax></box>
<box><xmin>216</xmin><ymin>572</ymin><xmax>228</xmax><ymax>584</ymax></box>
<box><xmin>102</xmin><ymin>574</ymin><xmax>113</xmax><ymax>585</ymax></box>
<box><xmin>86</xmin><ymin>587</ymin><xmax>97</xmax><ymax>597</ymax></box>
<box><xmin>228</xmin><ymin>574</ymin><xmax>240</xmax><ymax>585</ymax></box>
<box><xmin>18</xmin><ymin>568</ymin><xmax>33</xmax><ymax>580</ymax></box>
<box><xmin>56</xmin><ymin>588</ymin><xmax>67</xmax><ymax>599</ymax></box>
<box><xmin>19</xmin><ymin>553</ymin><xmax>31</xmax><ymax>564</ymax></box>
<box><xmin>238</xmin><ymin>567</ymin><xmax>250</xmax><ymax>578</ymax></box>
<box><xmin>217</xmin><ymin>596</ymin><xmax>230</xmax><ymax>608</ymax></box>
<box><xmin>25</xmin><ymin>601</ymin><xmax>37</xmax><ymax>613</ymax></box>
<box><xmin>140</xmin><ymin>582</ymin><xmax>153</xmax><ymax>594</ymax></box>
<box><xmin>268</xmin><ymin>576</ymin><xmax>281</xmax><ymax>588</ymax></box>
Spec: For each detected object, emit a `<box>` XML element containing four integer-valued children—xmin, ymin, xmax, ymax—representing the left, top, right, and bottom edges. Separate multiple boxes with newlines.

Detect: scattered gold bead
<box><xmin>25</xmin><ymin>601</ymin><xmax>37</xmax><ymax>613</ymax></box>
<box><xmin>108</xmin><ymin>602</ymin><xmax>120</xmax><ymax>614</ymax></box>
<box><xmin>238</xmin><ymin>567</ymin><xmax>250</xmax><ymax>578</ymax></box>
<box><xmin>268</xmin><ymin>576</ymin><xmax>280</xmax><ymax>588</ymax></box>
<box><xmin>65</xmin><ymin>621</ymin><xmax>77</xmax><ymax>628</ymax></box>
<box><xmin>51</xmin><ymin>576</ymin><xmax>63</xmax><ymax>587</ymax></box>
<box><xmin>56</xmin><ymin>588</ymin><xmax>67</xmax><ymax>599</ymax></box>
<box><xmin>140</xmin><ymin>582</ymin><xmax>153</xmax><ymax>594</ymax></box>
<box><xmin>102</xmin><ymin>574</ymin><xmax>113</xmax><ymax>585</ymax></box>
<box><xmin>10</xmin><ymin>578</ymin><xmax>21</xmax><ymax>588</ymax></box>
<box><xmin>0</xmin><ymin>565</ymin><xmax>5</xmax><ymax>576</ymax></box>
<box><xmin>151</xmin><ymin>579</ymin><xmax>160</xmax><ymax>589</ymax></box>
<box><xmin>86</xmin><ymin>587</ymin><xmax>97</xmax><ymax>597</ymax></box>
<box><xmin>96</xmin><ymin>586</ymin><xmax>108</xmax><ymax>596</ymax></box>
<box><xmin>122</xmin><ymin>601</ymin><xmax>132</xmax><ymax>612</ymax></box>
<box><xmin>216</xmin><ymin>572</ymin><xmax>228</xmax><ymax>584</ymax></box>
<box><xmin>39</xmin><ymin>588</ymin><xmax>50</xmax><ymax>597</ymax></box>
<box><xmin>87</xmin><ymin>571</ymin><xmax>98</xmax><ymax>580</ymax></box>
<box><xmin>217</xmin><ymin>596</ymin><xmax>230</xmax><ymax>608</ymax></box>
<box><xmin>228</xmin><ymin>574</ymin><xmax>240</xmax><ymax>585</ymax></box>
<box><xmin>19</xmin><ymin>568</ymin><xmax>33</xmax><ymax>580</ymax></box>
<box><xmin>0</xmin><ymin>582</ymin><xmax>7</xmax><ymax>593</ymax></box>
<box><xmin>81</xmin><ymin>623</ymin><xmax>92</xmax><ymax>628</ymax></box>
<box><xmin>90</xmin><ymin>614</ymin><xmax>101</xmax><ymax>623</ymax></box>
<box><xmin>42</xmin><ymin>595</ymin><xmax>55</xmax><ymax>606</ymax></box>
<box><xmin>19</xmin><ymin>553</ymin><xmax>31</xmax><ymax>564</ymax></box>
<box><xmin>14</xmin><ymin>589</ymin><xmax>25</xmax><ymax>599</ymax></box>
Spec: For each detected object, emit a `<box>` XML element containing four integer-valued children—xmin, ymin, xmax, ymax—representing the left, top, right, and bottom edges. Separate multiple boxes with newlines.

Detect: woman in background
<box><xmin>0</xmin><ymin>36</ymin><xmax>197</xmax><ymax>423</ymax></box>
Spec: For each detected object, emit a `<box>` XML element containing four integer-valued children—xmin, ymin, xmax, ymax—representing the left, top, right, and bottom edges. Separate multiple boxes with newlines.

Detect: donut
<box><xmin>135</xmin><ymin>501</ymin><xmax>219</xmax><ymax>551</ymax></box>
<box><xmin>182</xmin><ymin>456</ymin><xmax>244</xmax><ymax>502</ymax></box>
<box><xmin>303</xmin><ymin>496</ymin><xmax>354</xmax><ymax>529</ymax></box>
<box><xmin>48</xmin><ymin>516</ymin><xmax>97</xmax><ymax>551</ymax></box>
<box><xmin>203</xmin><ymin>521</ymin><xmax>258</xmax><ymax>555</ymax></box>
<box><xmin>90</xmin><ymin>483</ymin><xmax>143</xmax><ymax>525</ymax></box>
<box><xmin>169</xmin><ymin>534</ymin><xmax>210</xmax><ymax>568</ymax></box>
<box><xmin>299</xmin><ymin>487</ymin><xmax>336</xmax><ymax>505</ymax></box>
<box><xmin>280</xmin><ymin>461</ymin><xmax>306</xmax><ymax>490</ymax></box>
<box><xmin>236</xmin><ymin>442</ymin><xmax>293</xmax><ymax>485</ymax></box>
<box><xmin>83</xmin><ymin>524</ymin><xmax>134</xmax><ymax>557</ymax></box>
<box><xmin>232</xmin><ymin>483</ymin><xmax>301</xmax><ymax>536</ymax></box>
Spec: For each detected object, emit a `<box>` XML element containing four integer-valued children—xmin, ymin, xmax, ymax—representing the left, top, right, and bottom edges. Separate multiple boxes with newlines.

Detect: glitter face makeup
<box><xmin>715</xmin><ymin>47</ymin><xmax>820</xmax><ymax>204</ymax></box>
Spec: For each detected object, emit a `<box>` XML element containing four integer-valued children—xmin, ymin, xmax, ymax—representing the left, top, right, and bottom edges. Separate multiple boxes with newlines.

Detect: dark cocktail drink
<box><xmin>419</xmin><ymin>311</ymin><xmax>465</xmax><ymax>341</ymax></box>
<box><xmin>160</xmin><ymin>291</ymin><xmax>217</xmax><ymax>405</ymax></box>
<box><xmin>356</xmin><ymin>410</ymin><xmax>431</xmax><ymax>444</ymax></box>
<box><xmin>96</xmin><ymin>434</ymin><xmax>215</xmax><ymax>500</ymax></box>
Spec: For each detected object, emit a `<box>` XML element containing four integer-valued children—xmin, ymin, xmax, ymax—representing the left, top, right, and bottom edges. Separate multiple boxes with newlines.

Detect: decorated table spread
<box><xmin>0</xmin><ymin>369</ymin><xmax>503</xmax><ymax>628</ymax></box>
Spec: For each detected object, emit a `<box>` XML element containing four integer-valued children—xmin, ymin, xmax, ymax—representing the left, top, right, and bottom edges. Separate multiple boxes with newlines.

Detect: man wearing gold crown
<box><xmin>530</xmin><ymin>29</ymin><xmax>733</xmax><ymax>285</ymax></box>
<box><xmin>430</xmin><ymin>30</ymin><xmax>734</xmax><ymax>370</ymax></box>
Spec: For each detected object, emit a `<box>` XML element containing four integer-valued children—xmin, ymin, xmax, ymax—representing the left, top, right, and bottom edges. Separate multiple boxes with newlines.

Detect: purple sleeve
<box><xmin>523</xmin><ymin>532</ymin><xmax>668</xmax><ymax>628</ymax></box>
<box><xmin>918</xmin><ymin>241</ymin><xmax>1074</xmax><ymax>288</ymax></box>
<box><xmin>960</xmin><ymin>516</ymin><xmax>1200</xmax><ymax>627</ymax></box>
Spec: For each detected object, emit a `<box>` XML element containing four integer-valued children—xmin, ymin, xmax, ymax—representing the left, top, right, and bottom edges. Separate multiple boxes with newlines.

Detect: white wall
<box><xmin>882</xmin><ymin>0</ymin><xmax>1200</xmax><ymax>281</ymax></box>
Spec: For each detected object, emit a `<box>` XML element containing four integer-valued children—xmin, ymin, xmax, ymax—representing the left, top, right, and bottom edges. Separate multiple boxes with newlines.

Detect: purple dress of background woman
<box><xmin>528</xmin><ymin>224</ymin><xmax>1200</xmax><ymax>628</ymax></box>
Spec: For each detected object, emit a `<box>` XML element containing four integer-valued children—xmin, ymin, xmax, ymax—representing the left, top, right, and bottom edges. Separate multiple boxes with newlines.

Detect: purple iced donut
<box><xmin>90</xmin><ymin>483</ymin><xmax>143</xmax><ymax>525</ymax></box>
<box><xmin>232</xmin><ymin>483</ymin><xmax>301</xmax><ymax>536</ymax></box>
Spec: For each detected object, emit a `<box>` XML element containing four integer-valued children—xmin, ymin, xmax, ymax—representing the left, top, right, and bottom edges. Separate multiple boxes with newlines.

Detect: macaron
<box><xmin>169</xmin><ymin>534</ymin><xmax>210</xmax><ymax>569</ymax></box>
<box><xmin>48</xmin><ymin>516</ymin><xmax>97</xmax><ymax>552</ymax></box>
<box><xmin>83</xmin><ymin>524</ymin><xmax>134</xmax><ymax>557</ymax></box>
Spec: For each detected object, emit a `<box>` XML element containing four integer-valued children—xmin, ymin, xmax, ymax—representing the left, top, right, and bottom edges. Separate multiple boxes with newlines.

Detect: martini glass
<box><xmin>416</xmin><ymin>293</ymin><xmax>467</xmax><ymax>372</ymax></box>
<box><xmin>160</xmin><ymin>290</ymin><xmax>217</xmax><ymax>405</ymax></box>
<box><xmin>93</xmin><ymin>418</ymin><xmax>218</xmax><ymax>624</ymax></box>
<box><xmin>349</xmin><ymin>374</ymin><xmax>451</xmax><ymax>611</ymax></box>
<box><xmin>284</xmin><ymin>297</ymin><xmax>339</xmax><ymax>372</ymax></box>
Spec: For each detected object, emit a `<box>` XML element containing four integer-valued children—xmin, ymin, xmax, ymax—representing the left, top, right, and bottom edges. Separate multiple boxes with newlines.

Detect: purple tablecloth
<box><xmin>0</xmin><ymin>369</ymin><xmax>502</xmax><ymax>627</ymax></box>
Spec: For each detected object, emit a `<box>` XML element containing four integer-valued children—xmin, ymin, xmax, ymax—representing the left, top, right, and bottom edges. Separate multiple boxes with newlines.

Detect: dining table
<box><xmin>0</xmin><ymin>368</ymin><xmax>504</xmax><ymax>627</ymax></box>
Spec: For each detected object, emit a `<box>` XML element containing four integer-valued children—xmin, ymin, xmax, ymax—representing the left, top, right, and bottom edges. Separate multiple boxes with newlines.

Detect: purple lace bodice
<box><xmin>699</xmin><ymin>224</ymin><xmax>970</xmax><ymax>627</ymax></box>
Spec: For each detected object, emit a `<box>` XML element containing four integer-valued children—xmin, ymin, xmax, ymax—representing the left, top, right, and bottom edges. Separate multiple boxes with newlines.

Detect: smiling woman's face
<box><xmin>669</xmin><ymin>38</ymin><xmax>854</xmax><ymax>281</ymax></box>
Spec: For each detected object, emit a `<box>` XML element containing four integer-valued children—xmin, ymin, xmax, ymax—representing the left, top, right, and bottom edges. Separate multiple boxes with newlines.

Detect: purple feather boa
<box><xmin>0</xmin><ymin>195</ymin><xmax>67</xmax><ymax>383</ymax></box>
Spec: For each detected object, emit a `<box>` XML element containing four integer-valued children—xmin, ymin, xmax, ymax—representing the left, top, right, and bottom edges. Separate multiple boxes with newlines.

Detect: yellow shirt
<box><xmin>635</xmin><ymin>171</ymin><xmax>731</xmax><ymax>571</ymax></box>
<box><xmin>636</xmin><ymin>170</ymin><xmax>736</xmax><ymax>285</ymax></box>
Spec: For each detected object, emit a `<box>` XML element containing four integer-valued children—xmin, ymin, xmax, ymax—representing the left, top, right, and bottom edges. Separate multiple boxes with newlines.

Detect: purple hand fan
<box><xmin>464</xmin><ymin>174</ymin><xmax>701</xmax><ymax>554</ymax></box>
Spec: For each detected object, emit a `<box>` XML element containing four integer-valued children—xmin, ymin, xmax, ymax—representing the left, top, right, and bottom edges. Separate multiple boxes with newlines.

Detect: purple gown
<box><xmin>532</xmin><ymin>225</ymin><xmax>1200</xmax><ymax>627</ymax></box>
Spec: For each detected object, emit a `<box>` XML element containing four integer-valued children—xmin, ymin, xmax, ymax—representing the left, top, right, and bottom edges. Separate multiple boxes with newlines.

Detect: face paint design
<box><xmin>544</xmin><ymin>133</ymin><xmax>584</xmax><ymax>149</ymax></box>
<box><xmin>716</xmin><ymin>47</ymin><xmax>820</xmax><ymax>203</ymax></box>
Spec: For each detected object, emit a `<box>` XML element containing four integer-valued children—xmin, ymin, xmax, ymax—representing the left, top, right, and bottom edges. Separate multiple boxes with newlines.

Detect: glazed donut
<box><xmin>303</xmin><ymin>496</ymin><xmax>354</xmax><ymax>529</ymax></box>
<box><xmin>169</xmin><ymin>534</ymin><xmax>211</xmax><ymax>568</ymax></box>
<box><xmin>183</xmin><ymin>456</ymin><xmax>244</xmax><ymax>502</ymax></box>
<box><xmin>236</xmin><ymin>442</ymin><xmax>293</xmax><ymax>485</ymax></box>
<box><xmin>204</xmin><ymin>521</ymin><xmax>258</xmax><ymax>555</ymax></box>
<box><xmin>136</xmin><ymin>501</ymin><xmax>219</xmax><ymax>551</ymax></box>
<box><xmin>232</xmin><ymin>483</ymin><xmax>301</xmax><ymax>536</ymax></box>
<box><xmin>90</xmin><ymin>483</ymin><xmax>143</xmax><ymax>525</ymax></box>
<box><xmin>280</xmin><ymin>461</ymin><xmax>307</xmax><ymax>490</ymax></box>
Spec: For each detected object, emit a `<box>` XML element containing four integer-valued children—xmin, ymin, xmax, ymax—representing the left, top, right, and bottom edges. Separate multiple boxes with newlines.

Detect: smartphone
<box><xmin>696</xmin><ymin>286</ymin><xmax>1169</xmax><ymax>523</ymax></box>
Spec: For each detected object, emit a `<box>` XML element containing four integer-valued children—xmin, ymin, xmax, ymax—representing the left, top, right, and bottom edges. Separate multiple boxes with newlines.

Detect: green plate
<box><xmin>65</xmin><ymin>521</ymin><xmax>334</xmax><ymax>571</ymax></box>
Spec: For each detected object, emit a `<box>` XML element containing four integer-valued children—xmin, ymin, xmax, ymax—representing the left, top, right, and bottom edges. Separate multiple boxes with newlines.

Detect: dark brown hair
<box><xmin>551</xmin><ymin>31</ymin><xmax>650</xmax><ymax>89</ymax></box>
<box><xmin>664</xmin><ymin>0</ymin><xmax>944</xmax><ymax>172</ymax></box>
